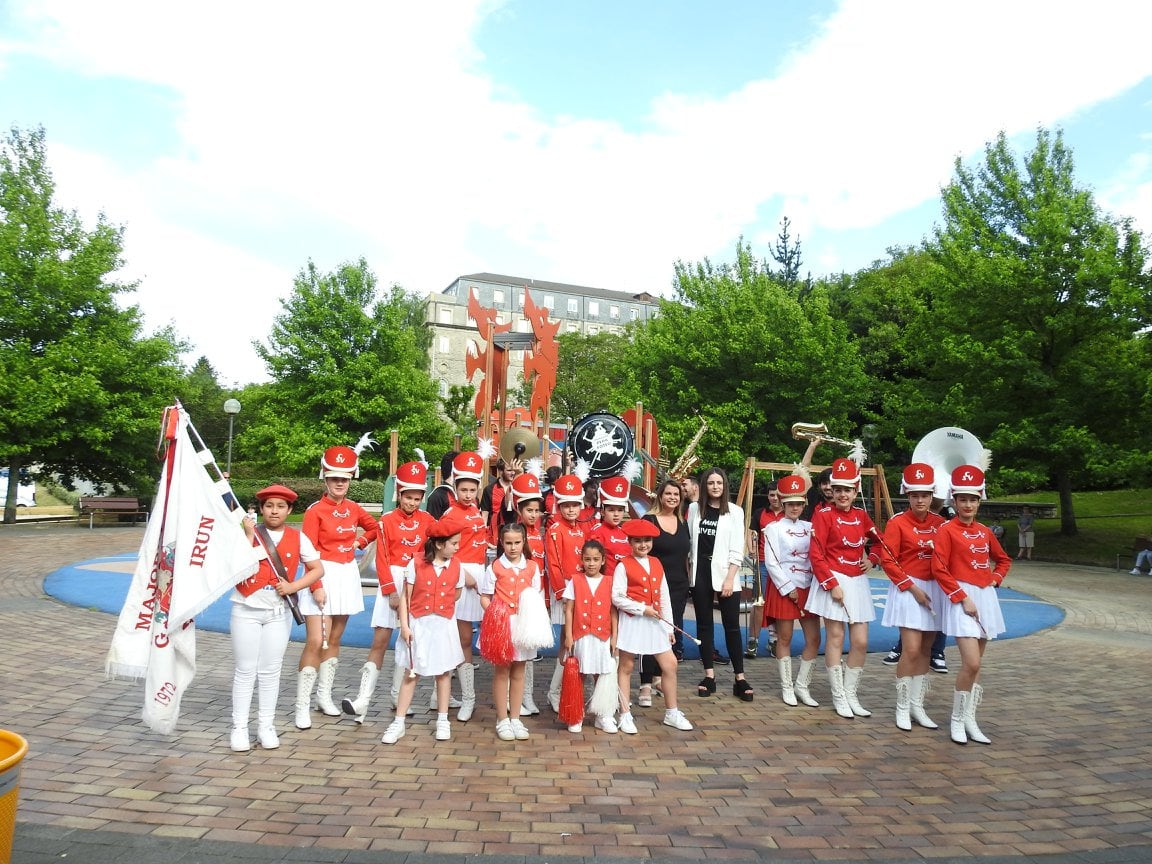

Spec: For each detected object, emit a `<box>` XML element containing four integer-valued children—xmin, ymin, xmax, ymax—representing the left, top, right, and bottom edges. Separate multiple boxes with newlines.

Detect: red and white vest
<box><xmin>236</xmin><ymin>528</ymin><xmax>300</xmax><ymax>596</ymax></box>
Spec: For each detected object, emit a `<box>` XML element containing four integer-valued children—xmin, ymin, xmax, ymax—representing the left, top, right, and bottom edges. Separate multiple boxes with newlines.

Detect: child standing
<box><xmin>612</xmin><ymin>519</ymin><xmax>693</xmax><ymax>733</ymax></box>
<box><xmin>231</xmin><ymin>485</ymin><xmax>324</xmax><ymax>751</ymax></box>
<box><xmin>562</xmin><ymin>540</ymin><xmax>618</xmax><ymax>733</ymax></box>
<box><xmin>933</xmin><ymin>465</ymin><xmax>1010</xmax><ymax>745</ymax></box>
<box><xmin>380</xmin><ymin>511</ymin><xmax>468</xmax><ymax>744</ymax></box>
<box><xmin>589</xmin><ymin>476</ymin><xmax>633</xmax><ymax>568</ymax></box>
<box><xmin>444</xmin><ymin>451</ymin><xmax>489</xmax><ymax>722</ymax></box>
<box><xmin>342</xmin><ymin>461</ymin><xmax>434</xmax><ymax>724</ymax></box>
<box><xmin>511</xmin><ymin>472</ymin><xmax>548</xmax><ymax>715</ymax></box>
<box><xmin>543</xmin><ymin>474</ymin><xmax>587</xmax><ymax>712</ymax></box>
<box><xmin>479</xmin><ymin>523</ymin><xmax>551</xmax><ymax>740</ymax></box>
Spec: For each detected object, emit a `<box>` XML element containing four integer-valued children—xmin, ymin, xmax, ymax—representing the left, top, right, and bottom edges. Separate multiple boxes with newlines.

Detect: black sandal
<box><xmin>697</xmin><ymin>677</ymin><xmax>716</xmax><ymax>697</ymax></box>
<box><xmin>734</xmin><ymin>679</ymin><xmax>754</xmax><ymax>702</ymax></box>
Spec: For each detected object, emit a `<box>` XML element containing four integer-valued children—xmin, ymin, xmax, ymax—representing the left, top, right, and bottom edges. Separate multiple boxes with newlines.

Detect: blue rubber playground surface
<box><xmin>47</xmin><ymin>553</ymin><xmax>1064</xmax><ymax>659</ymax></box>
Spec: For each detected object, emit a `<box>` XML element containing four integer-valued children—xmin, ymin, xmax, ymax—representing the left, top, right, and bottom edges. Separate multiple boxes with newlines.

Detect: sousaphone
<box><xmin>910</xmin><ymin>427</ymin><xmax>991</xmax><ymax>505</ymax></box>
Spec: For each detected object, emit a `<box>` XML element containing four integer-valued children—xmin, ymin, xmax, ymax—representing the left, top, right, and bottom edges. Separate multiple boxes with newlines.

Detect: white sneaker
<box><xmin>618</xmin><ymin>712</ymin><xmax>638</xmax><ymax>734</ymax></box>
<box><xmin>435</xmin><ymin>719</ymin><xmax>451</xmax><ymax>741</ymax></box>
<box><xmin>594</xmin><ymin>715</ymin><xmax>618</xmax><ymax>734</ymax></box>
<box><xmin>381</xmin><ymin>718</ymin><xmax>406</xmax><ymax>744</ymax></box>
<box><xmin>229</xmin><ymin>727</ymin><xmax>251</xmax><ymax>752</ymax></box>
<box><xmin>1131</xmin><ymin>568</ymin><xmax>1143</xmax><ymax>576</ymax></box>
<box><xmin>256</xmin><ymin>725</ymin><xmax>280</xmax><ymax>750</ymax></box>
<box><xmin>663</xmin><ymin>708</ymin><xmax>693</xmax><ymax>731</ymax></box>
<box><xmin>496</xmin><ymin>718</ymin><xmax>515</xmax><ymax>741</ymax></box>
<box><xmin>567</xmin><ymin>722</ymin><xmax>583</xmax><ymax>733</ymax></box>
<box><xmin>510</xmin><ymin>718</ymin><xmax>530</xmax><ymax>740</ymax></box>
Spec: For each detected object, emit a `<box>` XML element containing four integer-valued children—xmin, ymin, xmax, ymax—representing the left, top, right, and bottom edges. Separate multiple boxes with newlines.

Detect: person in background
<box><xmin>746</xmin><ymin>482</ymin><xmax>783</xmax><ymax>658</ymax></box>
<box><xmin>1016</xmin><ymin>506</ymin><xmax>1035</xmax><ymax>560</ymax></box>
<box><xmin>426</xmin><ymin>451</ymin><xmax>459</xmax><ymax>519</ymax></box>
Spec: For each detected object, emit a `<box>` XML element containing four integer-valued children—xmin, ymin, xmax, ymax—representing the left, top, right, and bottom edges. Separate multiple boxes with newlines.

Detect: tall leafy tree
<box><xmin>552</xmin><ymin>331</ymin><xmax>634</xmax><ymax>426</ymax></box>
<box><xmin>929</xmin><ymin>128</ymin><xmax>1151</xmax><ymax>534</ymax></box>
<box><xmin>175</xmin><ymin>356</ymin><xmax>235</xmax><ymax>457</ymax></box>
<box><xmin>242</xmin><ymin>259</ymin><xmax>450</xmax><ymax>475</ymax></box>
<box><xmin>623</xmin><ymin>240</ymin><xmax>869</xmax><ymax>471</ymax></box>
<box><xmin>0</xmin><ymin>126</ymin><xmax>184</xmax><ymax>520</ymax></box>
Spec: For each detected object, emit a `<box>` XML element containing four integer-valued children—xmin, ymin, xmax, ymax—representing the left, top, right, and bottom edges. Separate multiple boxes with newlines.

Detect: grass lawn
<box><xmin>995</xmin><ymin>488</ymin><xmax>1152</xmax><ymax>569</ymax></box>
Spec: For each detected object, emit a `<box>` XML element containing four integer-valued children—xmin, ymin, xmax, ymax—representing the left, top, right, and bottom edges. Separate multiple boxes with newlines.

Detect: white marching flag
<box><xmin>106</xmin><ymin>406</ymin><xmax>260</xmax><ymax>734</ymax></box>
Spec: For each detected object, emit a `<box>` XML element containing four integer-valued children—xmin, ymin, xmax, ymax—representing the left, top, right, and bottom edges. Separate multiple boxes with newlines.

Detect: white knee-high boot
<box><xmin>545</xmin><ymin>659</ymin><xmax>564</xmax><ymax>713</ymax></box>
<box><xmin>894</xmin><ymin>677</ymin><xmax>912</xmax><ymax>730</ymax></box>
<box><xmin>794</xmin><ymin>658</ymin><xmax>820</xmax><ymax>707</ymax></box>
<box><xmin>341</xmin><ymin>661</ymin><xmax>379</xmax><ymax>724</ymax></box>
<box><xmin>827</xmin><ymin>664</ymin><xmax>853</xmax><ymax>718</ymax></box>
<box><xmin>777</xmin><ymin>657</ymin><xmax>797</xmax><ymax>706</ymax></box>
<box><xmin>457</xmin><ymin>662</ymin><xmax>476</xmax><ymax>722</ymax></box>
<box><xmin>843</xmin><ymin>663</ymin><xmax>871</xmax><ymax>717</ymax></box>
<box><xmin>964</xmin><ymin>683</ymin><xmax>991</xmax><ymax>744</ymax></box>
<box><xmin>522</xmin><ymin>660</ymin><xmax>541</xmax><ymax>715</ymax></box>
<box><xmin>909</xmin><ymin>675</ymin><xmax>938</xmax><ymax>729</ymax></box>
<box><xmin>295</xmin><ymin>666</ymin><xmax>318</xmax><ymax>730</ymax></box>
<box><xmin>315</xmin><ymin>657</ymin><xmax>341</xmax><ymax>716</ymax></box>
<box><xmin>950</xmin><ymin>689</ymin><xmax>969</xmax><ymax>744</ymax></box>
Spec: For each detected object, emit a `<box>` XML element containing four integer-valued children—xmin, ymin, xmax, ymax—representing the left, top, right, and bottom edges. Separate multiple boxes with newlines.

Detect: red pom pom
<box><xmin>479</xmin><ymin>596</ymin><xmax>514</xmax><ymax>666</ymax></box>
<box><xmin>558</xmin><ymin>655</ymin><xmax>585</xmax><ymax>726</ymax></box>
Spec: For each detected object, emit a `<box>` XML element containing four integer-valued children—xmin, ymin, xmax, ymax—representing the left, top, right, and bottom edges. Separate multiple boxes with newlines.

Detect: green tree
<box><xmin>440</xmin><ymin>383</ymin><xmax>477</xmax><ymax>442</ymax></box>
<box><xmin>175</xmin><ymin>356</ymin><xmax>235</xmax><ymax>458</ymax></box>
<box><xmin>552</xmin><ymin>331</ymin><xmax>634</xmax><ymax>426</ymax></box>
<box><xmin>0</xmin><ymin>126</ymin><xmax>185</xmax><ymax>521</ymax></box>
<box><xmin>242</xmin><ymin>259</ymin><xmax>450</xmax><ymax>476</ymax></box>
<box><xmin>930</xmin><ymin>128</ymin><xmax>1151</xmax><ymax>534</ymax></box>
<box><xmin>623</xmin><ymin>240</ymin><xmax>869</xmax><ymax>471</ymax></box>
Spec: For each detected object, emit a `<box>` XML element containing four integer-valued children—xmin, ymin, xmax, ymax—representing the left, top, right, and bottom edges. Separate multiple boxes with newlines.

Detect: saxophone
<box><xmin>667</xmin><ymin>418</ymin><xmax>708</xmax><ymax>481</ymax></box>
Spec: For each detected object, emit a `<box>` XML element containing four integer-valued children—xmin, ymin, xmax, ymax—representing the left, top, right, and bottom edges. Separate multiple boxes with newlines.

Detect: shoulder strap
<box><xmin>255</xmin><ymin>525</ymin><xmax>290</xmax><ymax>581</ymax></box>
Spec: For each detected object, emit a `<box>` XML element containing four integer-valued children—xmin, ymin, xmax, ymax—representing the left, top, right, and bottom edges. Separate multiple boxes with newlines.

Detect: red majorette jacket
<box><xmin>873</xmin><ymin>510</ymin><xmax>946</xmax><ymax>588</ymax></box>
<box><xmin>569</xmin><ymin>572</ymin><xmax>613</xmax><ymax>641</ymax></box>
<box><xmin>525</xmin><ymin>524</ymin><xmax>546</xmax><ymax>565</ymax></box>
<box><xmin>447</xmin><ymin>500</ymin><xmax>489</xmax><ymax>566</ymax></box>
<box><xmin>302</xmin><ymin>495</ymin><xmax>378</xmax><ymax>563</ymax></box>
<box><xmin>375</xmin><ymin>508</ymin><xmax>435</xmax><ymax>595</ymax></box>
<box><xmin>932</xmin><ymin>518</ymin><xmax>1011</xmax><ymax>602</ymax></box>
<box><xmin>810</xmin><ymin>504</ymin><xmax>881</xmax><ymax>590</ymax></box>
<box><xmin>545</xmin><ymin>518</ymin><xmax>586</xmax><ymax>595</ymax></box>
<box><xmin>489</xmin><ymin>556</ymin><xmax>540</xmax><ymax>612</ymax></box>
<box><xmin>589</xmin><ymin>522</ymin><xmax>630</xmax><ymax>568</ymax></box>
<box><xmin>408</xmin><ymin>558</ymin><xmax>462</xmax><ymax>619</ymax></box>
<box><xmin>236</xmin><ymin>527</ymin><xmax>301</xmax><ymax>596</ymax></box>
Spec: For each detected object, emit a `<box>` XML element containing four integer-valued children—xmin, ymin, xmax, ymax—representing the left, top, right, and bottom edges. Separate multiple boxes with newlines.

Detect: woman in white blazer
<box><xmin>688</xmin><ymin>467</ymin><xmax>753</xmax><ymax>701</ymax></box>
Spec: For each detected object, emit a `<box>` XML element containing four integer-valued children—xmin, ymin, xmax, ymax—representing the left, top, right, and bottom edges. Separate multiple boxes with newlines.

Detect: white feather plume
<box><xmin>790</xmin><ymin>462</ymin><xmax>812</xmax><ymax>485</ymax></box>
<box><xmin>622</xmin><ymin>455</ymin><xmax>642</xmax><ymax>482</ymax></box>
<box><xmin>524</xmin><ymin>456</ymin><xmax>544</xmax><ymax>480</ymax></box>
<box><xmin>848</xmin><ymin>439</ymin><xmax>867</xmax><ymax>466</ymax></box>
<box><xmin>414</xmin><ymin>447</ymin><xmax>428</xmax><ymax>468</ymax></box>
<box><xmin>574</xmin><ymin>458</ymin><xmax>591</xmax><ymax>482</ymax></box>
<box><xmin>981</xmin><ymin>449</ymin><xmax>993</xmax><ymax>471</ymax></box>
<box><xmin>353</xmin><ymin>432</ymin><xmax>377</xmax><ymax>455</ymax></box>
<box><xmin>476</xmin><ymin>437</ymin><xmax>497</xmax><ymax>460</ymax></box>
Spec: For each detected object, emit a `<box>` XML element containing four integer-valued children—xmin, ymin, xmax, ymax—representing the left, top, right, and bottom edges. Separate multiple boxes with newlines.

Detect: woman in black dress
<box><xmin>637</xmin><ymin>479</ymin><xmax>692</xmax><ymax>706</ymax></box>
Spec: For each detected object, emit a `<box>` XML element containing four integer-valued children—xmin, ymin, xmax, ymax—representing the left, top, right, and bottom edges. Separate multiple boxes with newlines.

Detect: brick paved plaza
<box><xmin>2</xmin><ymin>522</ymin><xmax>1151</xmax><ymax>863</ymax></box>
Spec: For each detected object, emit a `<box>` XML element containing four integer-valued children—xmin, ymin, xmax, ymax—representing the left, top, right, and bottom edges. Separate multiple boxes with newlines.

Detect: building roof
<box><xmin>445</xmin><ymin>272</ymin><xmax>659</xmax><ymax>305</ymax></box>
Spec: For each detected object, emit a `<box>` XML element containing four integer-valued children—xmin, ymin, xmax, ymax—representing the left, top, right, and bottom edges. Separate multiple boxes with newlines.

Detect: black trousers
<box><xmin>692</xmin><ymin>585</ymin><xmax>744</xmax><ymax>676</ymax></box>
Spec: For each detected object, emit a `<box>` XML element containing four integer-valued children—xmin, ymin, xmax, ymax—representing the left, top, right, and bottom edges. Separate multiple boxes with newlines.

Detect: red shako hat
<box><xmin>900</xmin><ymin>463</ymin><xmax>936</xmax><ymax>494</ymax></box>
<box><xmin>552</xmin><ymin>474</ymin><xmax>584</xmax><ymax>504</ymax></box>
<box><xmin>830</xmin><ymin>458</ymin><xmax>861</xmax><ymax>489</ymax></box>
<box><xmin>451</xmin><ymin>452</ymin><xmax>484</xmax><ymax>484</ymax></box>
<box><xmin>320</xmin><ymin>445</ymin><xmax>359</xmax><ymax>479</ymax></box>
<box><xmin>949</xmin><ymin>465</ymin><xmax>987</xmax><ymax>500</ymax></box>
<box><xmin>395</xmin><ymin>461</ymin><xmax>428</xmax><ymax>493</ymax></box>
<box><xmin>511</xmin><ymin>473</ymin><xmax>543</xmax><ymax>507</ymax></box>
<box><xmin>598</xmin><ymin>476</ymin><xmax>630</xmax><ymax>507</ymax></box>
<box><xmin>777</xmin><ymin>475</ymin><xmax>808</xmax><ymax>504</ymax></box>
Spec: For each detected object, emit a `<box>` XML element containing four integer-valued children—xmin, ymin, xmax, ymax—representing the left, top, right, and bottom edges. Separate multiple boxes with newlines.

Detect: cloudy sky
<box><xmin>3</xmin><ymin>0</ymin><xmax>1151</xmax><ymax>386</ymax></box>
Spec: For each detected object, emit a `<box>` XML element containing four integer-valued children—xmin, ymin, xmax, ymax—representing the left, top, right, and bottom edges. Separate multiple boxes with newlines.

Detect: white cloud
<box><xmin>4</xmin><ymin>0</ymin><xmax>1151</xmax><ymax>383</ymax></box>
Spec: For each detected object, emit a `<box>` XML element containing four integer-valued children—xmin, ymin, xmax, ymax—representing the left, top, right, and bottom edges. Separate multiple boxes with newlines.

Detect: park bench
<box><xmin>77</xmin><ymin>496</ymin><xmax>148</xmax><ymax>529</ymax></box>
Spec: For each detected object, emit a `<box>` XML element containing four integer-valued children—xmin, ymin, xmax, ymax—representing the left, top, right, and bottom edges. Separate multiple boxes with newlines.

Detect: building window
<box><xmin>567</xmin><ymin>297</ymin><xmax>578</xmax><ymax>315</ymax></box>
<box><xmin>439</xmin><ymin>308</ymin><xmax>453</xmax><ymax>325</ymax></box>
<box><xmin>543</xmin><ymin>295</ymin><xmax>554</xmax><ymax>310</ymax></box>
<box><xmin>517</xmin><ymin>292</ymin><xmax>525</xmax><ymax>309</ymax></box>
<box><xmin>588</xmin><ymin>301</ymin><xmax>599</xmax><ymax>317</ymax></box>
<box><xmin>493</xmin><ymin>289</ymin><xmax>505</xmax><ymax>305</ymax></box>
<box><xmin>438</xmin><ymin>336</ymin><xmax>449</xmax><ymax>354</ymax></box>
<box><xmin>610</xmin><ymin>305</ymin><xmax>620</xmax><ymax>320</ymax></box>
<box><xmin>630</xmin><ymin>307</ymin><xmax>639</xmax><ymax>321</ymax></box>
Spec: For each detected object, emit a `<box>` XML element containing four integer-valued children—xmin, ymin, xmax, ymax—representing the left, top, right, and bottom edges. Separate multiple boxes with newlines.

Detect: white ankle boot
<box><xmin>950</xmin><ymin>689</ymin><xmax>969</xmax><ymax>744</ymax></box>
<box><xmin>909</xmin><ymin>675</ymin><xmax>938</xmax><ymax>728</ymax></box>
<box><xmin>894</xmin><ymin>677</ymin><xmax>912</xmax><ymax>730</ymax></box>
<box><xmin>778</xmin><ymin>656</ymin><xmax>798</xmax><ymax>706</ymax></box>
<box><xmin>295</xmin><ymin>667</ymin><xmax>317</xmax><ymax>730</ymax></box>
<box><xmin>843</xmin><ymin>664</ymin><xmax>871</xmax><ymax>717</ymax></box>
<box><xmin>315</xmin><ymin>657</ymin><xmax>341</xmax><ymax>716</ymax></box>
<box><xmin>342</xmin><ymin>661</ymin><xmax>379</xmax><ymax>724</ymax></box>
<box><xmin>964</xmin><ymin>683</ymin><xmax>991</xmax><ymax>744</ymax></box>
<box><xmin>457</xmin><ymin>662</ymin><xmax>476</xmax><ymax>722</ymax></box>
<box><xmin>794</xmin><ymin>658</ymin><xmax>820</xmax><ymax>706</ymax></box>
<box><xmin>827</xmin><ymin>664</ymin><xmax>853</xmax><ymax>718</ymax></box>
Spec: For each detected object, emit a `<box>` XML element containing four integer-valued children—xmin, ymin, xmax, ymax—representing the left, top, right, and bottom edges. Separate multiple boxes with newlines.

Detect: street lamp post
<box><xmin>223</xmin><ymin>398</ymin><xmax>241</xmax><ymax>477</ymax></box>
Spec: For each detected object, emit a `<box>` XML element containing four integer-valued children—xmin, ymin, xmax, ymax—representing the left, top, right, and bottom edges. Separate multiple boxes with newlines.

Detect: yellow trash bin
<box><xmin>0</xmin><ymin>729</ymin><xmax>28</xmax><ymax>864</ymax></box>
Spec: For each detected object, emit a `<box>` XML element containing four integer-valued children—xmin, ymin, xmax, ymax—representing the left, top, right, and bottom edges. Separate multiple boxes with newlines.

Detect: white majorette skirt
<box><xmin>804</xmin><ymin>571</ymin><xmax>876</xmax><ymax>623</ymax></box>
<box><xmin>572</xmin><ymin>633</ymin><xmax>615</xmax><ymax>675</ymax></box>
<box><xmin>455</xmin><ymin>563</ymin><xmax>484</xmax><ymax>621</ymax></box>
<box><xmin>297</xmin><ymin>559</ymin><xmax>364</xmax><ymax>617</ymax></box>
<box><xmin>940</xmin><ymin>582</ymin><xmax>1006</xmax><ymax>639</ymax></box>
<box><xmin>394</xmin><ymin>614</ymin><xmax>465</xmax><ymax>677</ymax></box>
<box><xmin>370</xmin><ymin>593</ymin><xmax>400</xmax><ymax>629</ymax></box>
<box><xmin>616</xmin><ymin>612</ymin><xmax>673</xmax><ymax>655</ymax></box>
<box><xmin>882</xmin><ymin>576</ymin><xmax>938</xmax><ymax>631</ymax></box>
<box><xmin>550</xmin><ymin>584</ymin><xmax>567</xmax><ymax>626</ymax></box>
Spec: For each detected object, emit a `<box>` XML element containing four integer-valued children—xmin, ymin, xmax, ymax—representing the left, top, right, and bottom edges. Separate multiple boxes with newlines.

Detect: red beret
<box><xmin>622</xmin><ymin>518</ymin><xmax>660</xmax><ymax>539</ymax></box>
<box><xmin>255</xmin><ymin>484</ymin><xmax>298</xmax><ymax>504</ymax></box>
<box><xmin>429</xmin><ymin>510</ymin><xmax>470</xmax><ymax>538</ymax></box>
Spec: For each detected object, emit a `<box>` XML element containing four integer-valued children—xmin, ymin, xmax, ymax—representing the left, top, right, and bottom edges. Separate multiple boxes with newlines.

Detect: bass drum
<box><xmin>568</xmin><ymin>412</ymin><xmax>635</xmax><ymax>480</ymax></box>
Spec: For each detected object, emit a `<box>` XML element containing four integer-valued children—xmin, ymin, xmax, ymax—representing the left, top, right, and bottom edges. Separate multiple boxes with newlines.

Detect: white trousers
<box><xmin>230</xmin><ymin>602</ymin><xmax>292</xmax><ymax>728</ymax></box>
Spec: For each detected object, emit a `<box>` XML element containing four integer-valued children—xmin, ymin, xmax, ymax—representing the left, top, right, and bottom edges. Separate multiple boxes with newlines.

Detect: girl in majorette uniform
<box><xmin>510</xmin><ymin>472</ymin><xmax>547</xmax><ymax>715</ymax></box>
<box><xmin>761</xmin><ymin>474</ymin><xmax>822</xmax><ymax>709</ymax></box>
<box><xmin>612</xmin><ymin>519</ymin><xmax>693</xmax><ymax>734</ymax></box>
<box><xmin>379</xmin><ymin>511</ymin><xmax>468</xmax><ymax>744</ymax></box>
<box><xmin>562</xmin><ymin>539</ymin><xmax>618</xmax><ymax>733</ymax></box>
<box><xmin>877</xmin><ymin>463</ymin><xmax>947</xmax><ymax>732</ymax></box>
<box><xmin>589</xmin><ymin>476</ymin><xmax>632</xmax><ymax>569</ymax></box>
<box><xmin>479</xmin><ymin>522</ymin><xmax>551</xmax><ymax>740</ymax></box>
<box><xmin>805</xmin><ymin>457</ymin><xmax>890</xmax><ymax>720</ymax></box>
<box><xmin>544</xmin><ymin>475</ymin><xmax>587</xmax><ymax>712</ymax></box>
<box><xmin>444</xmin><ymin>451</ymin><xmax>489</xmax><ymax>722</ymax></box>
<box><xmin>932</xmin><ymin>465</ymin><xmax>1010</xmax><ymax>745</ymax></box>
<box><xmin>341</xmin><ymin>461</ymin><xmax>434</xmax><ymax>725</ymax></box>
<box><xmin>296</xmin><ymin>445</ymin><xmax>379</xmax><ymax>730</ymax></box>
<box><xmin>231</xmin><ymin>485</ymin><xmax>324</xmax><ymax>752</ymax></box>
